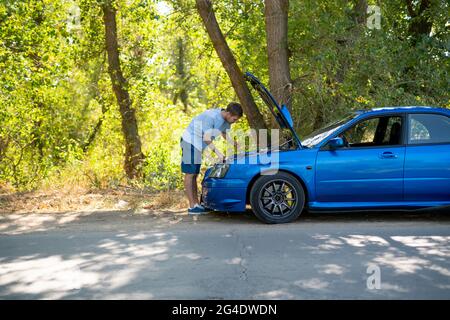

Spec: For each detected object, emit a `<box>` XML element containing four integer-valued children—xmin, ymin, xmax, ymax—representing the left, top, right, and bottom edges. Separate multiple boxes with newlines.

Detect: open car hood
<box><xmin>244</xmin><ymin>72</ymin><xmax>302</xmax><ymax>148</ymax></box>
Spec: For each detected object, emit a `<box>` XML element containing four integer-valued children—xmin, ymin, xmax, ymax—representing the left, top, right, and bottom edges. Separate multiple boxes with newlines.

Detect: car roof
<box><xmin>354</xmin><ymin>106</ymin><xmax>450</xmax><ymax>116</ymax></box>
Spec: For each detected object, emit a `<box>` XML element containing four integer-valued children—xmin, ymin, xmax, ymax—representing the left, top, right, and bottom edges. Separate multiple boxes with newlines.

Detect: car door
<box><xmin>315</xmin><ymin>114</ymin><xmax>406</xmax><ymax>203</ymax></box>
<box><xmin>404</xmin><ymin>113</ymin><xmax>450</xmax><ymax>202</ymax></box>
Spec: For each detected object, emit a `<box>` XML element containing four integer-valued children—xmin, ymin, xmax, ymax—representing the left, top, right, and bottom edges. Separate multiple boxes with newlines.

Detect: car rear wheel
<box><xmin>249</xmin><ymin>172</ymin><xmax>305</xmax><ymax>224</ymax></box>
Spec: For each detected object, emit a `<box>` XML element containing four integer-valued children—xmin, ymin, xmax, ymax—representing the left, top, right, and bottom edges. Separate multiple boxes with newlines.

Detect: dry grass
<box><xmin>0</xmin><ymin>186</ymin><xmax>189</xmax><ymax>214</ymax></box>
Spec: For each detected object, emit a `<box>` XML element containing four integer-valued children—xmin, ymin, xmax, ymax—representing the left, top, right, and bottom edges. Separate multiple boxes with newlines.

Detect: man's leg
<box><xmin>192</xmin><ymin>173</ymin><xmax>199</xmax><ymax>203</ymax></box>
<box><xmin>184</xmin><ymin>173</ymin><xmax>199</xmax><ymax>208</ymax></box>
<box><xmin>181</xmin><ymin>139</ymin><xmax>206</xmax><ymax>212</ymax></box>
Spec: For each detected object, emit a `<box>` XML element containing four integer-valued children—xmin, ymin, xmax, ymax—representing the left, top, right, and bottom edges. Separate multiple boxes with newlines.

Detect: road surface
<box><xmin>1</xmin><ymin>208</ymin><xmax>449</xmax><ymax>299</ymax></box>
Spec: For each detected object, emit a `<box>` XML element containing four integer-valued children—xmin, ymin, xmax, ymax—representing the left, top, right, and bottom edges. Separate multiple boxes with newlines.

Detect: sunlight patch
<box><xmin>0</xmin><ymin>256</ymin><xmax>98</xmax><ymax>297</ymax></box>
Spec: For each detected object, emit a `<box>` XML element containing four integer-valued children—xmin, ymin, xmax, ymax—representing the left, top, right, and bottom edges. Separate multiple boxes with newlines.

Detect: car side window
<box><xmin>340</xmin><ymin>116</ymin><xmax>403</xmax><ymax>147</ymax></box>
<box><xmin>408</xmin><ymin>114</ymin><xmax>450</xmax><ymax>144</ymax></box>
<box><xmin>344</xmin><ymin>118</ymin><xmax>379</xmax><ymax>146</ymax></box>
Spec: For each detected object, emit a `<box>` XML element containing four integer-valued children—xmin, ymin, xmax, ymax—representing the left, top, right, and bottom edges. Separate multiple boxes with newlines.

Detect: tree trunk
<box><xmin>353</xmin><ymin>0</ymin><xmax>368</xmax><ymax>26</ymax></box>
<box><xmin>82</xmin><ymin>102</ymin><xmax>109</xmax><ymax>153</ymax></box>
<box><xmin>196</xmin><ymin>0</ymin><xmax>267</xmax><ymax>130</ymax></box>
<box><xmin>405</xmin><ymin>0</ymin><xmax>433</xmax><ymax>45</ymax></box>
<box><xmin>174</xmin><ymin>38</ymin><xmax>189</xmax><ymax>112</ymax></box>
<box><xmin>264</xmin><ymin>0</ymin><xmax>292</xmax><ymax>118</ymax></box>
<box><xmin>335</xmin><ymin>0</ymin><xmax>368</xmax><ymax>83</ymax></box>
<box><xmin>102</xmin><ymin>0</ymin><xmax>144</xmax><ymax>179</ymax></box>
<box><xmin>82</xmin><ymin>56</ymin><xmax>108</xmax><ymax>153</ymax></box>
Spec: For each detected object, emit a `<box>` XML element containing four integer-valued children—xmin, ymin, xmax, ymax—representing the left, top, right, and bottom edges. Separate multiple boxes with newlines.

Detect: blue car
<box><xmin>201</xmin><ymin>73</ymin><xmax>450</xmax><ymax>224</ymax></box>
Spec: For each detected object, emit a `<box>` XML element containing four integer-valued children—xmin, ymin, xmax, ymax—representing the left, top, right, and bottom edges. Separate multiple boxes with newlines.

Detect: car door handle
<box><xmin>380</xmin><ymin>151</ymin><xmax>397</xmax><ymax>159</ymax></box>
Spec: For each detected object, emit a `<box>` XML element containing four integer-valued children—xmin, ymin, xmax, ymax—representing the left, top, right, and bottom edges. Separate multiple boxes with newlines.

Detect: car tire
<box><xmin>250</xmin><ymin>172</ymin><xmax>305</xmax><ymax>224</ymax></box>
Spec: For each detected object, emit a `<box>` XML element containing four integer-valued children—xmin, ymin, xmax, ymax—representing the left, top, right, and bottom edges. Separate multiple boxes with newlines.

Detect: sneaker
<box><xmin>188</xmin><ymin>204</ymin><xmax>209</xmax><ymax>215</ymax></box>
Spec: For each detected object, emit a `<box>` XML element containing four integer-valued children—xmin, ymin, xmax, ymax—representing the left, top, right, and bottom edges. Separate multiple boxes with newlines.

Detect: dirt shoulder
<box><xmin>0</xmin><ymin>188</ymin><xmax>193</xmax><ymax>235</ymax></box>
<box><xmin>0</xmin><ymin>187</ymin><xmax>189</xmax><ymax>214</ymax></box>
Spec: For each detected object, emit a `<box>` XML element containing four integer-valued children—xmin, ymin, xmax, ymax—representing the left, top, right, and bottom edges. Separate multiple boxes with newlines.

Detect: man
<box><xmin>181</xmin><ymin>102</ymin><xmax>243</xmax><ymax>214</ymax></box>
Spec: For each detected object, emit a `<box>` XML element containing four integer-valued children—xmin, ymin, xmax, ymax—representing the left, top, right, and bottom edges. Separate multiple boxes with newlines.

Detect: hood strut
<box><xmin>244</xmin><ymin>72</ymin><xmax>302</xmax><ymax>148</ymax></box>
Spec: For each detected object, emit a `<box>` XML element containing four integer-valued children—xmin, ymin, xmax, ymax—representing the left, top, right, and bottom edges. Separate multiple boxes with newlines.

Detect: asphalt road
<box><xmin>1</xmin><ymin>208</ymin><xmax>449</xmax><ymax>299</ymax></box>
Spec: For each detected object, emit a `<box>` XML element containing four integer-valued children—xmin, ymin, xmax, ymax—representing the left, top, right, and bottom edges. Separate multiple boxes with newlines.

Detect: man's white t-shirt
<box><xmin>182</xmin><ymin>108</ymin><xmax>231</xmax><ymax>151</ymax></box>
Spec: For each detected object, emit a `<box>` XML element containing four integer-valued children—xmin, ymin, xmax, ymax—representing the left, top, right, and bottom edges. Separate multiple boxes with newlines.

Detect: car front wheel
<box><xmin>249</xmin><ymin>172</ymin><xmax>305</xmax><ymax>224</ymax></box>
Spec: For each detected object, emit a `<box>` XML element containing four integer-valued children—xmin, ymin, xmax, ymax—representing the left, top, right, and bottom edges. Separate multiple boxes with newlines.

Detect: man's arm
<box><xmin>203</xmin><ymin>127</ymin><xmax>225</xmax><ymax>162</ymax></box>
<box><xmin>204</xmin><ymin>139</ymin><xmax>224</xmax><ymax>162</ymax></box>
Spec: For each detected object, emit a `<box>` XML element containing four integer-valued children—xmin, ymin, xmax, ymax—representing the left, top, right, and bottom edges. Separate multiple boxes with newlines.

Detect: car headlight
<box><xmin>208</xmin><ymin>163</ymin><xmax>230</xmax><ymax>178</ymax></box>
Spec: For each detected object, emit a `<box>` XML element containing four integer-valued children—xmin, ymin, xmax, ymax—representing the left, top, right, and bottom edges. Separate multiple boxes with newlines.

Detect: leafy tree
<box><xmin>0</xmin><ymin>0</ymin><xmax>448</xmax><ymax>192</ymax></box>
<box><xmin>196</xmin><ymin>0</ymin><xmax>267</xmax><ymax>130</ymax></box>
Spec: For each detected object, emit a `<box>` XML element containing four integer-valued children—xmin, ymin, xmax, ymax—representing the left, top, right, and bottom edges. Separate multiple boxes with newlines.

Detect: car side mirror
<box><xmin>328</xmin><ymin>137</ymin><xmax>345</xmax><ymax>149</ymax></box>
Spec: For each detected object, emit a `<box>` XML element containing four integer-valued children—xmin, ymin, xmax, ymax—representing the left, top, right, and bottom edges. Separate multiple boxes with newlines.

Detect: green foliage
<box><xmin>288</xmin><ymin>0</ymin><xmax>449</xmax><ymax>134</ymax></box>
<box><xmin>1</xmin><ymin>0</ymin><xmax>448</xmax><ymax>191</ymax></box>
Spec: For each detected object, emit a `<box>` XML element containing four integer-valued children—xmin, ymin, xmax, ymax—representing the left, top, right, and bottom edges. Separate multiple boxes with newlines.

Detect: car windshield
<box><xmin>301</xmin><ymin>113</ymin><xmax>357</xmax><ymax>148</ymax></box>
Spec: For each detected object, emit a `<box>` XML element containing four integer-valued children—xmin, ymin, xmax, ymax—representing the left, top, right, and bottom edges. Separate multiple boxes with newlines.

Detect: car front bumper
<box><xmin>201</xmin><ymin>178</ymin><xmax>247</xmax><ymax>212</ymax></box>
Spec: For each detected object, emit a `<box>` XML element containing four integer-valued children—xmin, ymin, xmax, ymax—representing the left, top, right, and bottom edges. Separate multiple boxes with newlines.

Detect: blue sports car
<box><xmin>201</xmin><ymin>73</ymin><xmax>450</xmax><ymax>224</ymax></box>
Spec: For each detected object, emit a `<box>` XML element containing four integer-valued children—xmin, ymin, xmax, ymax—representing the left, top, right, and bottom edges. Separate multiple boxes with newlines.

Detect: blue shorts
<box><xmin>180</xmin><ymin>139</ymin><xmax>202</xmax><ymax>174</ymax></box>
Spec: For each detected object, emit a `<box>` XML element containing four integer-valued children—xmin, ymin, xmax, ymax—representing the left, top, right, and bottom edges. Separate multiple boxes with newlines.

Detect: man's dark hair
<box><xmin>226</xmin><ymin>102</ymin><xmax>243</xmax><ymax>117</ymax></box>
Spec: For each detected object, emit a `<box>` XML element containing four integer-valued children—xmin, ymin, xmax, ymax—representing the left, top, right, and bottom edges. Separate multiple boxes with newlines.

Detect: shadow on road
<box><xmin>208</xmin><ymin>206</ymin><xmax>450</xmax><ymax>225</ymax></box>
<box><xmin>1</xmin><ymin>206</ymin><xmax>449</xmax><ymax>235</ymax></box>
<box><xmin>1</xmin><ymin>207</ymin><xmax>450</xmax><ymax>299</ymax></box>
